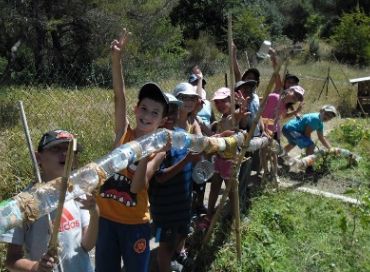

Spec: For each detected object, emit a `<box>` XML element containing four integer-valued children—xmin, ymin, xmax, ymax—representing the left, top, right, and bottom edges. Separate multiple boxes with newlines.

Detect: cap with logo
<box><xmin>38</xmin><ymin>129</ymin><xmax>82</xmax><ymax>152</ymax></box>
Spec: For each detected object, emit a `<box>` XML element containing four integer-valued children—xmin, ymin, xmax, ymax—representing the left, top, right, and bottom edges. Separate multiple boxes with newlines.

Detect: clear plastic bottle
<box><xmin>0</xmin><ymin>199</ymin><xmax>23</xmax><ymax>234</ymax></box>
<box><xmin>189</xmin><ymin>135</ymin><xmax>206</xmax><ymax>153</ymax></box>
<box><xmin>172</xmin><ymin>131</ymin><xmax>191</xmax><ymax>150</ymax></box>
<box><xmin>192</xmin><ymin>159</ymin><xmax>215</xmax><ymax>184</ymax></box>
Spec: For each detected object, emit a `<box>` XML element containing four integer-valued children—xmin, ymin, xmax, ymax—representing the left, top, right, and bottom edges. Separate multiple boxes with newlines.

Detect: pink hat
<box><xmin>290</xmin><ymin>85</ymin><xmax>305</xmax><ymax>100</ymax></box>
<box><xmin>212</xmin><ymin>87</ymin><xmax>231</xmax><ymax>100</ymax></box>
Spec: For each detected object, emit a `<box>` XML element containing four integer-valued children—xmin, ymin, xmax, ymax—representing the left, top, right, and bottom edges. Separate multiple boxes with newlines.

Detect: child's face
<box><xmin>177</xmin><ymin>94</ymin><xmax>198</xmax><ymax>114</ymax></box>
<box><xmin>37</xmin><ymin>142</ymin><xmax>78</xmax><ymax>180</ymax></box>
<box><xmin>283</xmin><ymin>89</ymin><xmax>301</xmax><ymax>103</ymax></box>
<box><xmin>214</xmin><ymin>97</ymin><xmax>231</xmax><ymax>114</ymax></box>
<box><xmin>163</xmin><ymin>104</ymin><xmax>179</xmax><ymax>130</ymax></box>
<box><xmin>135</xmin><ymin>98</ymin><xmax>167</xmax><ymax>133</ymax></box>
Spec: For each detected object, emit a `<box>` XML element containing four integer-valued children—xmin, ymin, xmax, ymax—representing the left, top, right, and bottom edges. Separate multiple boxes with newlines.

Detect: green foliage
<box><xmin>331</xmin><ymin>10</ymin><xmax>370</xmax><ymax>66</ymax></box>
<box><xmin>184</xmin><ymin>34</ymin><xmax>227</xmax><ymax>76</ymax></box>
<box><xmin>233</xmin><ymin>8</ymin><xmax>269</xmax><ymax>51</ymax></box>
<box><xmin>212</xmin><ymin>192</ymin><xmax>370</xmax><ymax>272</ymax></box>
<box><xmin>334</xmin><ymin>119</ymin><xmax>370</xmax><ymax>147</ymax></box>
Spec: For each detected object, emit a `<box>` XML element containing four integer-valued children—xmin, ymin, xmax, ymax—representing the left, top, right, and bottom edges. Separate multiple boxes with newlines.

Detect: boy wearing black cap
<box><xmin>1</xmin><ymin>130</ymin><xmax>99</xmax><ymax>272</ymax></box>
<box><xmin>95</xmin><ymin>29</ymin><xmax>169</xmax><ymax>272</ymax></box>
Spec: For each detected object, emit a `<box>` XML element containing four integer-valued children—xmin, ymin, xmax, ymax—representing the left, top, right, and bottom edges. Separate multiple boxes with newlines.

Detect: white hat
<box><xmin>173</xmin><ymin>82</ymin><xmax>199</xmax><ymax>98</ymax></box>
<box><xmin>321</xmin><ymin>104</ymin><xmax>338</xmax><ymax>117</ymax></box>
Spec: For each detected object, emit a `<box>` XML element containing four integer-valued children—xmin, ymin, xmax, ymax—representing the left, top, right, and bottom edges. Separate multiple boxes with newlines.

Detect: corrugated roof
<box><xmin>349</xmin><ymin>76</ymin><xmax>370</xmax><ymax>84</ymax></box>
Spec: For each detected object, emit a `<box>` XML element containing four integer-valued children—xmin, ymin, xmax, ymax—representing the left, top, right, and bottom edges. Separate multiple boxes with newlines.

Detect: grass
<box><xmin>0</xmin><ymin>59</ymin><xmax>369</xmax><ymax>271</ymax></box>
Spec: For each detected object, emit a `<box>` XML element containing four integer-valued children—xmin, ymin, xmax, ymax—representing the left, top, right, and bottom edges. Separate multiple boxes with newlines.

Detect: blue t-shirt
<box><xmin>149</xmin><ymin>127</ymin><xmax>193</xmax><ymax>227</ymax></box>
<box><xmin>197</xmin><ymin>100</ymin><xmax>213</xmax><ymax>126</ymax></box>
<box><xmin>284</xmin><ymin>112</ymin><xmax>323</xmax><ymax>134</ymax></box>
<box><xmin>244</xmin><ymin>93</ymin><xmax>261</xmax><ymax>136</ymax></box>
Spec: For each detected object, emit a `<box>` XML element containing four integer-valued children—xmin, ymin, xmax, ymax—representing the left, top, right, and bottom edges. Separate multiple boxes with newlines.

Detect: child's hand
<box><xmin>111</xmin><ymin>28</ymin><xmax>131</xmax><ymax>57</ymax></box>
<box><xmin>296</xmin><ymin>101</ymin><xmax>304</xmax><ymax>113</ymax></box>
<box><xmin>77</xmin><ymin>194</ymin><xmax>98</xmax><ymax>214</ymax></box>
<box><xmin>33</xmin><ymin>253</ymin><xmax>55</xmax><ymax>272</ymax></box>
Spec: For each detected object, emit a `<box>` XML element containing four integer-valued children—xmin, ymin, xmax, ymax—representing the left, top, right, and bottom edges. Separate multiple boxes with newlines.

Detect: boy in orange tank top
<box><xmin>95</xmin><ymin>29</ymin><xmax>169</xmax><ymax>272</ymax></box>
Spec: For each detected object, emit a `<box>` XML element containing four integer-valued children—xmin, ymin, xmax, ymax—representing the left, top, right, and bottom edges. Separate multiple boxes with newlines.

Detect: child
<box><xmin>172</xmin><ymin>82</ymin><xmax>205</xmax><ymax>216</ymax></box>
<box><xmin>150</xmin><ymin>93</ymin><xmax>201</xmax><ymax>272</ymax></box>
<box><xmin>1</xmin><ymin>129</ymin><xmax>99</xmax><ymax>272</ymax></box>
<box><xmin>95</xmin><ymin>29</ymin><xmax>169</xmax><ymax>272</ymax></box>
<box><xmin>282</xmin><ymin>105</ymin><xmax>338</xmax><ymax>173</ymax></box>
<box><xmin>188</xmin><ymin>65</ymin><xmax>215</xmax><ymax>134</ymax></box>
<box><xmin>199</xmin><ymin>87</ymin><xmax>247</xmax><ymax>230</ymax></box>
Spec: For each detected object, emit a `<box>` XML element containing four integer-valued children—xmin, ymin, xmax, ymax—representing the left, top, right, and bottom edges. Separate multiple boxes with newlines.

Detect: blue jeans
<box><xmin>95</xmin><ymin>217</ymin><xmax>150</xmax><ymax>272</ymax></box>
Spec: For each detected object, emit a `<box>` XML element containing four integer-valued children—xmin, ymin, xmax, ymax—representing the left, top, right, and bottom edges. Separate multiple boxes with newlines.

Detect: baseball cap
<box><xmin>173</xmin><ymin>82</ymin><xmax>200</xmax><ymax>98</ymax></box>
<box><xmin>38</xmin><ymin>129</ymin><xmax>81</xmax><ymax>152</ymax></box>
<box><xmin>188</xmin><ymin>74</ymin><xmax>207</xmax><ymax>87</ymax></box>
<box><xmin>212</xmin><ymin>87</ymin><xmax>231</xmax><ymax>100</ymax></box>
<box><xmin>285</xmin><ymin>73</ymin><xmax>300</xmax><ymax>84</ymax></box>
<box><xmin>289</xmin><ymin>85</ymin><xmax>305</xmax><ymax>101</ymax></box>
<box><xmin>234</xmin><ymin>80</ymin><xmax>257</xmax><ymax>91</ymax></box>
<box><xmin>165</xmin><ymin>93</ymin><xmax>183</xmax><ymax>106</ymax></box>
<box><xmin>138</xmin><ymin>82</ymin><xmax>169</xmax><ymax>115</ymax></box>
<box><xmin>321</xmin><ymin>104</ymin><xmax>338</xmax><ymax>117</ymax></box>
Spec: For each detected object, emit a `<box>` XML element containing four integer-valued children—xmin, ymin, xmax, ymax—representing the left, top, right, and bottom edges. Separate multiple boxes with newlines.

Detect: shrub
<box><xmin>331</xmin><ymin>10</ymin><xmax>370</xmax><ymax>66</ymax></box>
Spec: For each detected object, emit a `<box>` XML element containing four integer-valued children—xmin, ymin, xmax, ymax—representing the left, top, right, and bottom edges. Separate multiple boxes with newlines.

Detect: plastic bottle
<box><xmin>189</xmin><ymin>135</ymin><xmax>206</xmax><ymax>153</ymax></box>
<box><xmin>172</xmin><ymin>131</ymin><xmax>191</xmax><ymax>150</ymax></box>
<box><xmin>192</xmin><ymin>159</ymin><xmax>215</xmax><ymax>184</ymax></box>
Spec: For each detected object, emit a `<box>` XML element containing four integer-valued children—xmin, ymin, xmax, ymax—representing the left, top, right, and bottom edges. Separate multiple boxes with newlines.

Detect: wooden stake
<box><xmin>47</xmin><ymin>139</ymin><xmax>76</xmax><ymax>261</ymax></box>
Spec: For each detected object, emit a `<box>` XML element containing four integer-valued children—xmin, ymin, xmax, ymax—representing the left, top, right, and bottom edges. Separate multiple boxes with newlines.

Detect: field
<box><xmin>0</xmin><ymin>60</ymin><xmax>369</xmax><ymax>271</ymax></box>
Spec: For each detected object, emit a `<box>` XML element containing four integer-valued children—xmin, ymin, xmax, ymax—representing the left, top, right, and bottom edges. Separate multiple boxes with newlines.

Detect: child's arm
<box><xmin>269</xmin><ymin>48</ymin><xmax>283</xmax><ymax>91</ymax></box>
<box><xmin>112</xmin><ymin>29</ymin><xmax>131</xmax><ymax>148</ymax></box>
<box><xmin>79</xmin><ymin>194</ymin><xmax>99</xmax><ymax>252</ymax></box>
<box><xmin>193</xmin><ymin>119</ymin><xmax>203</xmax><ymax>135</ymax></box>
<box><xmin>156</xmin><ymin>152</ymin><xmax>201</xmax><ymax>183</ymax></box>
<box><xmin>317</xmin><ymin>131</ymin><xmax>331</xmax><ymax>149</ymax></box>
<box><xmin>281</xmin><ymin>102</ymin><xmax>304</xmax><ymax>120</ymax></box>
<box><xmin>130</xmin><ymin>152</ymin><xmax>167</xmax><ymax>193</ymax></box>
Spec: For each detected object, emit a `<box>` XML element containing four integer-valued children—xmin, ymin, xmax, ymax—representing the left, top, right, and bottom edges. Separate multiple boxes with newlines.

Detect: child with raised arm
<box><xmin>1</xmin><ymin>130</ymin><xmax>99</xmax><ymax>272</ymax></box>
<box><xmin>95</xmin><ymin>29</ymin><xmax>169</xmax><ymax>272</ymax></box>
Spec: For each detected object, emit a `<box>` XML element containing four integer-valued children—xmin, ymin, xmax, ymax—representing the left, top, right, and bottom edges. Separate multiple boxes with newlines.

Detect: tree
<box><xmin>331</xmin><ymin>10</ymin><xmax>370</xmax><ymax>66</ymax></box>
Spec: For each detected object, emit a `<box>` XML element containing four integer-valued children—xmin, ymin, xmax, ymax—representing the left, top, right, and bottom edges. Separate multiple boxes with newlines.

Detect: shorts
<box><xmin>96</xmin><ymin>217</ymin><xmax>150</xmax><ymax>272</ymax></box>
<box><xmin>214</xmin><ymin>155</ymin><xmax>233</xmax><ymax>180</ymax></box>
<box><xmin>154</xmin><ymin>223</ymin><xmax>192</xmax><ymax>243</ymax></box>
<box><xmin>282</xmin><ymin>127</ymin><xmax>314</xmax><ymax>149</ymax></box>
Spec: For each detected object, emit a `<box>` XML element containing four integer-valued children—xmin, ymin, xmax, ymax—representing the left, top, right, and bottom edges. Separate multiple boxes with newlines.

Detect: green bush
<box><xmin>331</xmin><ymin>10</ymin><xmax>370</xmax><ymax>66</ymax></box>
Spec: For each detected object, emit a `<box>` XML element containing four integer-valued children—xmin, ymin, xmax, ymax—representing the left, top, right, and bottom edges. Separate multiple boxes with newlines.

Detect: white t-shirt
<box><xmin>0</xmin><ymin>200</ymin><xmax>93</xmax><ymax>272</ymax></box>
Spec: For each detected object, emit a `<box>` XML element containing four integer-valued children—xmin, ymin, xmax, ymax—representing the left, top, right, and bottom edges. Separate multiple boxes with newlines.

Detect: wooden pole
<box><xmin>47</xmin><ymin>139</ymin><xmax>76</xmax><ymax>263</ymax></box>
<box><xmin>227</xmin><ymin>13</ymin><xmax>243</xmax><ymax>263</ymax></box>
<box><xmin>18</xmin><ymin>101</ymin><xmax>42</xmax><ymax>184</ymax></box>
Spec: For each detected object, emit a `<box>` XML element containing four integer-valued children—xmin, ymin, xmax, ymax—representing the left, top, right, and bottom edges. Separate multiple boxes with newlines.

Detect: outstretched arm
<box><xmin>112</xmin><ymin>28</ymin><xmax>131</xmax><ymax>147</ymax></box>
<box><xmin>317</xmin><ymin>131</ymin><xmax>331</xmax><ymax>149</ymax></box>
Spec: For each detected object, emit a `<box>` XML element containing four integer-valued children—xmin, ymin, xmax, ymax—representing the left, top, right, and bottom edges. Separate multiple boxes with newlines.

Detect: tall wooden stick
<box><xmin>228</xmin><ymin>13</ymin><xmax>236</xmax><ymax>129</ymax></box>
<box><xmin>47</xmin><ymin>139</ymin><xmax>76</xmax><ymax>262</ymax></box>
<box><xmin>18</xmin><ymin>101</ymin><xmax>42</xmax><ymax>184</ymax></box>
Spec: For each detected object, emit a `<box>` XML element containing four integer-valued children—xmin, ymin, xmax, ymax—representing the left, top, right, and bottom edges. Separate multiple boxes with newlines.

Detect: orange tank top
<box><xmin>97</xmin><ymin>126</ymin><xmax>150</xmax><ymax>224</ymax></box>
